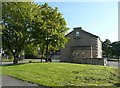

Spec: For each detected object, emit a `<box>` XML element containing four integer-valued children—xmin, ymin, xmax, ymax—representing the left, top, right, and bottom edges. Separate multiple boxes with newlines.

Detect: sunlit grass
<box><xmin>2</xmin><ymin>62</ymin><xmax>120</xmax><ymax>87</ymax></box>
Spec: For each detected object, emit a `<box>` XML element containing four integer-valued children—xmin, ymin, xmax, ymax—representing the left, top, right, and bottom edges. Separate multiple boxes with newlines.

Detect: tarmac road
<box><xmin>106</xmin><ymin>61</ymin><xmax>120</xmax><ymax>68</ymax></box>
<box><xmin>1</xmin><ymin>75</ymin><xmax>38</xmax><ymax>87</ymax></box>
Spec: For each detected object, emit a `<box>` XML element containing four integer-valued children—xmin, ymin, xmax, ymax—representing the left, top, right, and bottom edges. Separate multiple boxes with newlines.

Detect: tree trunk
<box><xmin>118</xmin><ymin>56</ymin><xmax>120</xmax><ymax>61</ymax></box>
<box><xmin>13</xmin><ymin>55</ymin><xmax>18</xmax><ymax>64</ymax></box>
<box><xmin>41</xmin><ymin>43</ymin><xmax>45</xmax><ymax>58</ymax></box>
<box><xmin>45</xmin><ymin>43</ymin><xmax>49</xmax><ymax>62</ymax></box>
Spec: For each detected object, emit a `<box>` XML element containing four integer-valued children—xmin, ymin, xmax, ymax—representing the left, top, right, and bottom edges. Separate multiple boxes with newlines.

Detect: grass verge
<box><xmin>2</xmin><ymin>62</ymin><xmax>120</xmax><ymax>87</ymax></box>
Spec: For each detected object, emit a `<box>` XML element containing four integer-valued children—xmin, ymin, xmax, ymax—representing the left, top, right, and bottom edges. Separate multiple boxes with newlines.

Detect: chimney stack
<box><xmin>74</xmin><ymin>27</ymin><xmax>82</xmax><ymax>30</ymax></box>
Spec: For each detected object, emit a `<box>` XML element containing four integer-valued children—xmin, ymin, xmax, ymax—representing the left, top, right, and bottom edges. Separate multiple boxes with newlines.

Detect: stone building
<box><xmin>60</xmin><ymin>27</ymin><xmax>107</xmax><ymax>65</ymax></box>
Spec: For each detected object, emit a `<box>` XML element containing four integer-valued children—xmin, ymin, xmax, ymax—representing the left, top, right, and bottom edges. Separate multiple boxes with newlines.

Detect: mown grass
<box><xmin>2</xmin><ymin>62</ymin><xmax>120</xmax><ymax>87</ymax></box>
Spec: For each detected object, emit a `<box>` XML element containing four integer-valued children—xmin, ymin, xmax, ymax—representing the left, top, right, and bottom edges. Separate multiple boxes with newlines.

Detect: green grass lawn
<box><xmin>2</xmin><ymin>62</ymin><xmax>120</xmax><ymax>87</ymax></box>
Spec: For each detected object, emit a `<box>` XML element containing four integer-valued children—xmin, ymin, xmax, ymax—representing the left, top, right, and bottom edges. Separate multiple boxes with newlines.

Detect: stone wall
<box><xmin>60</xmin><ymin>27</ymin><xmax>99</xmax><ymax>62</ymax></box>
<box><xmin>71</xmin><ymin>46</ymin><xmax>92</xmax><ymax>58</ymax></box>
<box><xmin>71</xmin><ymin>58</ymin><xmax>107</xmax><ymax>66</ymax></box>
<box><xmin>60</xmin><ymin>46</ymin><xmax>72</xmax><ymax>62</ymax></box>
<box><xmin>97</xmin><ymin>38</ymin><xmax>102</xmax><ymax>58</ymax></box>
<box><xmin>60</xmin><ymin>27</ymin><xmax>103</xmax><ymax>65</ymax></box>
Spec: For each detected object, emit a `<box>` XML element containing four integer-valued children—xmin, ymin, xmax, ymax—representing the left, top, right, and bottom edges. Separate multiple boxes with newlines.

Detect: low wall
<box><xmin>72</xmin><ymin>58</ymin><xmax>107</xmax><ymax>66</ymax></box>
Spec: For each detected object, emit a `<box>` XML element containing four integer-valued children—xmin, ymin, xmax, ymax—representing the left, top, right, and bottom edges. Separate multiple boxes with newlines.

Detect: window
<box><xmin>76</xmin><ymin>32</ymin><xmax>80</xmax><ymax>37</ymax></box>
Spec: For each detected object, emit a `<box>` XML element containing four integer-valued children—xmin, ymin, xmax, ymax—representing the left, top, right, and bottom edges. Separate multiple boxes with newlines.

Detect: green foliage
<box><xmin>102</xmin><ymin>39</ymin><xmax>112</xmax><ymax>58</ymax></box>
<box><xmin>3</xmin><ymin>63</ymin><xmax>120</xmax><ymax>86</ymax></box>
<box><xmin>2</xmin><ymin>2</ymin><xmax>40</xmax><ymax>63</ymax></box>
<box><xmin>2</xmin><ymin>2</ymin><xmax>68</xmax><ymax>63</ymax></box>
<box><xmin>2</xmin><ymin>58</ymin><xmax>13</xmax><ymax>62</ymax></box>
<box><xmin>111</xmin><ymin>41</ymin><xmax>120</xmax><ymax>60</ymax></box>
<box><xmin>103</xmin><ymin>39</ymin><xmax>120</xmax><ymax>60</ymax></box>
<box><xmin>31</xmin><ymin>3</ymin><xmax>68</xmax><ymax>58</ymax></box>
<box><xmin>23</xmin><ymin>43</ymin><xmax>38</xmax><ymax>59</ymax></box>
<box><xmin>24</xmin><ymin>43</ymin><xmax>37</xmax><ymax>55</ymax></box>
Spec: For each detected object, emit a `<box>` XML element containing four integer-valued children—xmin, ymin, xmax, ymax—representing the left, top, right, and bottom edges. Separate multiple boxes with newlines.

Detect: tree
<box><xmin>111</xmin><ymin>41</ymin><xmax>120</xmax><ymax>61</ymax></box>
<box><xmin>2</xmin><ymin>2</ymin><xmax>39</xmax><ymax>64</ymax></box>
<box><xmin>31</xmin><ymin>3</ymin><xmax>68</xmax><ymax>61</ymax></box>
<box><xmin>102</xmin><ymin>39</ymin><xmax>112</xmax><ymax>58</ymax></box>
<box><xmin>2</xmin><ymin>2</ymin><xmax>68</xmax><ymax>64</ymax></box>
<box><xmin>24</xmin><ymin>43</ymin><xmax>38</xmax><ymax>58</ymax></box>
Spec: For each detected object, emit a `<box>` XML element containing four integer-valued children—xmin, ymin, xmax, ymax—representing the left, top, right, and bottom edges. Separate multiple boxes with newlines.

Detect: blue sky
<box><xmin>35</xmin><ymin>2</ymin><xmax>118</xmax><ymax>42</ymax></box>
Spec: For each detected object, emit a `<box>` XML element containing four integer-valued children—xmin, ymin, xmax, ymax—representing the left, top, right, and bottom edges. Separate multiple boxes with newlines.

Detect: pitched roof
<box><xmin>65</xmin><ymin>27</ymin><xmax>102</xmax><ymax>42</ymax></box>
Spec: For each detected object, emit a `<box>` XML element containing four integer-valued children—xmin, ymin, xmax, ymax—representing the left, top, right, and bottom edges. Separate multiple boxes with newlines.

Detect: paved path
<box><xmin>106</xmin><ymin>61</ymin><xmax>120</xmax><ymax>68</ymax></box>
<box><xmin>1</xmin><ymin>75</ymin><xmax>38</xmax><ymax>87</ymax></box>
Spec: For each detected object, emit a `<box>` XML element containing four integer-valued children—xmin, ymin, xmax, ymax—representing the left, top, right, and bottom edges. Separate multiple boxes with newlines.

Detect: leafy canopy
<box><xmin>2</xmin><ymin>2</ymin><xmax>68</xmax><ymax>63</ymax></box>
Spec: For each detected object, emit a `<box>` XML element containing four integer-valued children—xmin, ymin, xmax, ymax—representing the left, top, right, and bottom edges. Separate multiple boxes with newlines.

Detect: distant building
<box><xmin>60</xmin><ymin>27</ymin><xmax>106</xmax><ymax>65</ymax></box>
